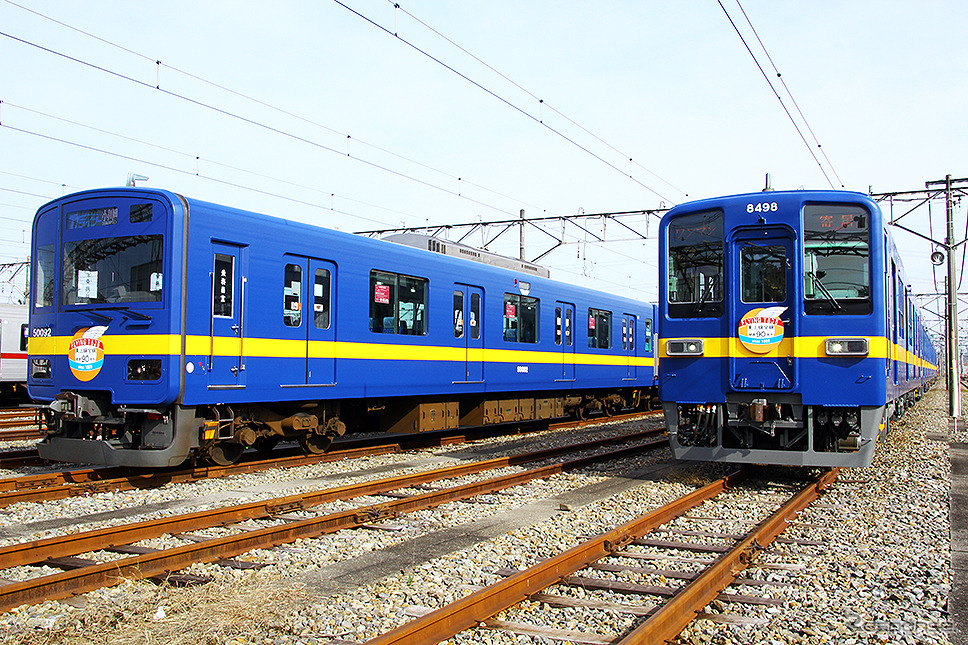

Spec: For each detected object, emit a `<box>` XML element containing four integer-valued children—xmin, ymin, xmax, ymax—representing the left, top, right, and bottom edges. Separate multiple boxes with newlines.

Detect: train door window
<box><xmin>565</xmin><ymin>308</ymin><xmax>573</xmax><ymax>346</ymax></box>
<box><xmin>588</xmin><ymin>308</ymin><xmax>611</xmax><ymax>349</ymax></box>
<box><xmin>555</xmin><ymin>307</ymin><xmax>562</xmax><ymax>345</ymax></box>
<box><xmin>741</xmin><ymin>245</ymin><xmax>786</xmax><ymax>303</ymax></box>
<box><xmin>470</xmin><ymin>292</ymin><xmax>481</xmax><ymax>340</ymax></box>
<box><xmin>34</xmin><ymin>244</ymin><xmax>55</xmax><ymax>308</ymax></box>
<box><xmin>503</xmin><ymin>293</ymin><xmax>538</xmax><ymax>343</ymax></box>
<box><xmin>621</xmin><ymin>318</ymin><xmax>628</xmax><ymax>351</ymax></box>
<box><xmin>454</xmin><ymin>291</ymin><xmax>464</xmax><ymax>338</ymax></box>
<box><xmin>313</xmin><ymin>268</ymin><xmax>331</xmax><ymax>329</ymax></box>
<box><xmin>213</xmin><ymin>253</ymin><xmax>234</xmax><ymax>317</ymax></box>
<box><xmin>803</xmin><ymin>204</ymin><xmax>871</xmax><ymax>315</ymax></box>
<box><xmin>20</xmin><ymin>323</ymin><xmax>28</xmax><ymax>351</ymax></box>
<box><xmin>370</xmin><ymin>270</ymin><xmax>427</xmax><ymax>335</ymax></box>
<box><xmin>644</xmin><ymin>318</ymin><xmax>653</xmax><ymax>353</ymax></box>
<box><xmin>283</xmin><ymin>263</ymin><xmax>302</xmax><ymax>327</ymax></box>
<box><xmin>667</xmin><ymin>210</ymin><xmax>724</xmax><ymax>318</ymax></box>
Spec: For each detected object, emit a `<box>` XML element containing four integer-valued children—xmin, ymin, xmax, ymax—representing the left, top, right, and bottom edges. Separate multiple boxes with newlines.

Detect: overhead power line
<box><xmin>386</xmin><ymin>0</ymin><xmax>688</xmax><ymax>201</ymax></box>
<box><xmin>718</xmin><ymin>0</ymin><xmax>841</xmax><ymax>189</ymax></box>
<box><xmin>334</xmin><ymin>0</ymin><xmax>677</xmax><ymax>205</ymax></box>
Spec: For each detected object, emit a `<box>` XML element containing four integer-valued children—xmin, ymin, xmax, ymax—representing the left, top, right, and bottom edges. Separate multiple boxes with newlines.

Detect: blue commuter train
<box><xmin>28</xmin><ymin>188</ymin><xmax>657</xmax><ymax>467</ymax></box>
<box><xmin>658</xmin><ymin>190</ymin><xmax>938</xmax><ymax>467</ymax></box>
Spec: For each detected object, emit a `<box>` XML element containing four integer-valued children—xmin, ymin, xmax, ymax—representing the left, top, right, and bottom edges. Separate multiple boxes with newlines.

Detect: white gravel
<box><xmin>0</xmin><ymin>394</ymin><xmax>956</xmax><ymax>645</ymax></box>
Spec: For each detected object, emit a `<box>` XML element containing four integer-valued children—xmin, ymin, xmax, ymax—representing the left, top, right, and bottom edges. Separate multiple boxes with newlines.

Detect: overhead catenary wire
<box><xmin>732</xmin><ymin>0</ymin><xmax>844</xmax><ymax>189</ymax></box>
<box><xmin>717</xmin><ymin>0</ymin><xmax>837</xmax><ymax>190</ymax></box>
<box><xmin>333</xmin><ymin>0</ymin><xmax>677</xmax><ymax>205</ymax></box>
<box><xmin>0</xmin><ymin>0</ymin><xmax>547</xmax><ymax>215</ymax></box>
<box><xmin>386</xmin><ymin>0</ymin><xmax>689</xmax><ymax>201</ymax></box>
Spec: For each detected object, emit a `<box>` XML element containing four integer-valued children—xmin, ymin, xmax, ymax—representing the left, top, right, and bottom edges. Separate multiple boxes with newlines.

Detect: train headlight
<box><xmin>825</xmin><ymin>338</ymin><xmax>869</xmax><ymax>356</ymax></box>
<box><xmin>31</xmin><ymin>358</ymin><xmax>51</xmax><ymax>379</ymax></box>
<box><xmin>666</xmin><ymin>339</ymin><xmax>704</xmax><ymax>356</ymax></box>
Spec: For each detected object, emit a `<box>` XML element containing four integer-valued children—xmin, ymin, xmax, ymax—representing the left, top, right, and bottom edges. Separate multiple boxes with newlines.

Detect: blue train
<box><xmin>658</xmin><ymin>190</ymin><xmax>938</xmax><ymax>467</ymax></box>
<box><xmin>27</xmin><ymin>188</ymin><xmax>657</xmax><ymax>467</ymax></box>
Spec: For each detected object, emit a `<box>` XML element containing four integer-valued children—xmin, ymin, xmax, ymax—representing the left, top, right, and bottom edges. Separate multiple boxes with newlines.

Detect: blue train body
<box><xmin>658</xmin><ymin>190</ymin><xmax>938</xmax><ymax>467</ymax></box>
<box><xmin>28</xmin><ymin>188</ymin><xmax>657</xmax><ymax>467</ymax></box>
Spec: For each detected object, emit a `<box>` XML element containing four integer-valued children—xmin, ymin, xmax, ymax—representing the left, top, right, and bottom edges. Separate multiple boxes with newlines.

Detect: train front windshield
<box><xmin>803</xmin><ymin>204</ymin><xmax>871</xmax><ymax>315</ymax></box>
<box><xmin>33</xmin><ymin>200</ymin><xmax>167</xmax><ymax>310</ymax></box>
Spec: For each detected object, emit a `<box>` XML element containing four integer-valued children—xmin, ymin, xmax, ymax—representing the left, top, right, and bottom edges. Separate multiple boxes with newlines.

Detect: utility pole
<box><xmin>927</xmin><ymin>174</ymin><xmax>965</xmax><ymax>418</ymax></box>
<box><xmin>519</xmin><ymin>209</ymin><xmax>526</xmax><ymax>261</ymax></box>
<box><xmin>872</xmin><ymin>175</ymin><xmax>968</xmax><ymax>420</ymax></box>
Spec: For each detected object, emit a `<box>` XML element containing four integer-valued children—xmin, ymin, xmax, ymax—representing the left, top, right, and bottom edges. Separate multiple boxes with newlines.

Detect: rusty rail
<box><xmin>0</xmin><ymin>431</ymin><xmax>666</xmax><ymax>611</ymax></box>
<box><xmin>364</xmin><ymin>468</ymin><xmax>837</xmax><ymax>645</ymax></box>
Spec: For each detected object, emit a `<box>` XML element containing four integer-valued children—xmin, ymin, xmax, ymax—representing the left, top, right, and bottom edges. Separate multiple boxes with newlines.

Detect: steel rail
<box><xmin>616</xmin><ymin>467</ymin><xmax>839</xmax><ymax>643</ymax></box>
<box><xmin>0</xmin><ymin>428</ymin><xmax>665</xmax><ymax>569</ymax></box>
<box><xmin>362</xmin><ymin>469</ymin><xmax>749</xmax><ymax>645</ymax></box>
<box><xmin>0</xmin><ymin>433</ymin><xmax>666</xmax><ymax>611</ymax></box>
<box><xmin>0</xmin><ymin>411</ymin><xmax>660</xmax><ymax>503</ymax></box>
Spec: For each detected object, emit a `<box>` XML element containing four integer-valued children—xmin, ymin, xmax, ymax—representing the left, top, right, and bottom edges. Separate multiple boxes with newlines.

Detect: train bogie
<box><xmin>28</xmin><ymin>188</ymin><xmax>657</xmax><ymax>467</ymax></box>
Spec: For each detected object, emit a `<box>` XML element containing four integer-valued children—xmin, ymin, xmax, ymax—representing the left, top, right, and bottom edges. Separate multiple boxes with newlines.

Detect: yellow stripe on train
<box><xmin>30</xmin><ymin>334</ymin><xmax>656</xmax><ymax>368</ymax></box>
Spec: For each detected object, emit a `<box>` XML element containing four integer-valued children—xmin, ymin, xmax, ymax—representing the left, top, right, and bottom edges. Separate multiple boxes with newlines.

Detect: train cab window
<box><xmin>454</xmin><ymin>291</ymin><xmax>464</xmax><ymax>338</ymax></box>
<box><xmin>314</xmin><ymin>268</ymin><xmax>331</xmax><ymax>329</ymax></box>
<box><xmin>284</xmin><ymin>263</ymin><xmax>302</xmax><ymax>327</ymax></box>
<box><xmin>34</xmin><ymin>244</ymin><xmax>55</xmax><ymax>308</ymax></box>
<box><xmin>803</xmin><ymin>204</ymin><xmax>871</xmax><ymax>315</ymax></box>
<box><xmin>370</xmin><ymin>270</ymin><xmax>427</xmax><ymax>335</ymax></box>
<box><xmin>64</xmin><ymin>235</ymin><xmax>164</xmax><ymax>305</ymax></box>
<box><xmin>667</xmin><ymin>210</ymin><xmax>723</xmax><ymax>318</ymax></box>
<box><xmin>588</xmin><ymin>308</ymin><xmax>611</xmax><ymax>349</ymax></box>
<box><xmin>129</xmin><ymin>203</ymin><xmax>152</xmax><ymax>223</ymax></box>
<box><xmin>644</xmin><ymin>319</ymin><xmax>653</xmax><ymax>353</ymax></box>
<box><xmin>741</xmin><ymin>245</ymin><xmax>786</xmax><ymax>303</ymax></box>
<box><xmin>503</xmin><ymin>293</ymin><xmax>538</xmax><ymax>343</ymax></box>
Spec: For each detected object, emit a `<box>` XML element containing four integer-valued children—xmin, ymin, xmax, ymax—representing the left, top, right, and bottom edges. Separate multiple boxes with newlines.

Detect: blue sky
<box><xmin>0</xmin><ymin>1</ymin><xmax>965</xmax><ymax>338</ymax></box>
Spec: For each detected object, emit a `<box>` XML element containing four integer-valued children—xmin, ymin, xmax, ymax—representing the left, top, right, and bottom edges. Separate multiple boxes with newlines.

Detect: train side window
<box><xmin>284</xmin><ymin>263</ymin><xmax>302</xmax><ymax>327</ymax></box>
<box><xmin>470</xmin><ymin>292</ymin><xmax>481</xmax><ymax>340</ymax></box>
<box><xmin>370</xmin><ymin>270</ymin><xmax>427</xmax><ymax>335</ymax></box>
<box><xmin>741</xmin><ymin>245</ymin><xmax>786</xmax><ymax>303</ymax></box>
<box><xmin>314</xmin><ymin>268</ymin><xmax>330</xmax><ymax>329</ymax></box>
<box><xmin>667</xmin><ymin>209</ymin><xmax>723</xmax><ymax>318</ymax></box>
<box><xmin>803</xmin><ymin>204</ymin><xmax>871</xmax><ymax>315</ymax></box>
<box><xmin>20</xmin><ymin>324</ymin><xmax>28</xmax><ymax>352</ymax></box>
<box><xmin>454</xmin><ymin>291</ymin><xmax>464</xmax><ymax>338</ymax></box>
<box><xmin>213</xmin><ymin>254</ymin><xmax>234</xmax><ymax>317</ymax></box>
<box><xmin>588</xmin><ymin>308</ymin><xmax>611</xmax><ymax>349</ymax></box>
<box><xmin>503</xmin><ymin>293</ymin><xmax>538</xmax><ymax>343</ymax></box>
<box><xmin>34</xmin><ymin>244</ymin><xmax>55</xmax><ymax>308</ymax></box>
<box><xmin>644</xmin><ymin>319</ymin><xmax>653</xmax><ymax>352</ymax></box>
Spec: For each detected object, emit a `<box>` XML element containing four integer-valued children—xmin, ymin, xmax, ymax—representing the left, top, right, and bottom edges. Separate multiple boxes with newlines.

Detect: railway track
<box><xmin>0</xmin><ymin>410</ymin><xmax>661</xmax><ymax>507</ymax></box>
<box><xmin>366</xmin><ymin>468</ymin><xmax>838</xmax><ymax>644</ymax></box>
<box><xmin>0</xmin><ymin>408</ymin><xmax>43</xmax><ymax>441</ymax></box>
<box><xmin>0</xmin><ymin>426</ymin><xmax>668</xmax><ymax>612</ymax></box>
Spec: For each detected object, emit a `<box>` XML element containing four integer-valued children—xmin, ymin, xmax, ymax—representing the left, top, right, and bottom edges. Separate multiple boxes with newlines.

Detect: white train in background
<box><xmin>0</xmin><ymin>304</ymin><xmax>28</xmax><ymax>403</ymax></box>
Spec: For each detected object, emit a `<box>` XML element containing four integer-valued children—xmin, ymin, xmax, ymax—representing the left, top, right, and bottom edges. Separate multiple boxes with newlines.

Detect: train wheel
<box><xmin>208</xmin><ymin>442</ymin><xmax>244</xmax><ymax>466</ymax></box>
<box><xmin>299</xmin><ymin>433</ymin><xmax>333</xmax><ymax>454</ymax></box>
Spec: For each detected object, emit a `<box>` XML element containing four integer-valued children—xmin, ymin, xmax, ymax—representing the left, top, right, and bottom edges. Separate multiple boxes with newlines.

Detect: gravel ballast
<box><xmin>0</xmin><ymin>392</ymin><xmax>958</xmax><ymax>644</ymax></box>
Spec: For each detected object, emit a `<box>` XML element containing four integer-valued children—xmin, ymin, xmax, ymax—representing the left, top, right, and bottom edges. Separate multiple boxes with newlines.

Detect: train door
<box><xmin>556</xmin><ymin>301</ymin><xmax>575</xmax><ymax>380</ymax></box>
<box><xmin>282</xmin><ymin>255</ymin><xmax>337</xmax><ymax>386</ymax></box>
<box><xmin>891</xmin><ymin>262</ymin><xmax>899</xmax><ymax>387</ymax></box>
<box><xmin>453</xmin><ymin>284</ymin><xmax>484</xmax><ymax>382</ymax></box>
<box><xmin>622</xmin><ymin>314</ymin><xmax>637</xmax><ymax>379</ymax></box>
<box><xmin>209</xmin><ymin>243</ymin><xmax>246</xmax><ymax>388</ymax></box>
<box><xmin>729</xmin><ymin>228</ymin><xmax>796</xmax><ymax>391</ymax></box>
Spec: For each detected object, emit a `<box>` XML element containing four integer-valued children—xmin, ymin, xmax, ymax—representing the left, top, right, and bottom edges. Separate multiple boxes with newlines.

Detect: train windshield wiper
<box><xmin>810</xmin><ymin>271</ymin><xmax>843</xmax><ymax>311</ymax></box>
<box><xmin>692</xmin><ymin>277</ymin><xmax>717</xmax><ymax>314</ymax></box>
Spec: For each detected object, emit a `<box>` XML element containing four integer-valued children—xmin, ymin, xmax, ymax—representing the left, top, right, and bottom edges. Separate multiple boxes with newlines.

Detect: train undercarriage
<box><xmin>37</xmin><ymin>386</ymin><xmax>656</xmax><ymax>468</ymax></box>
